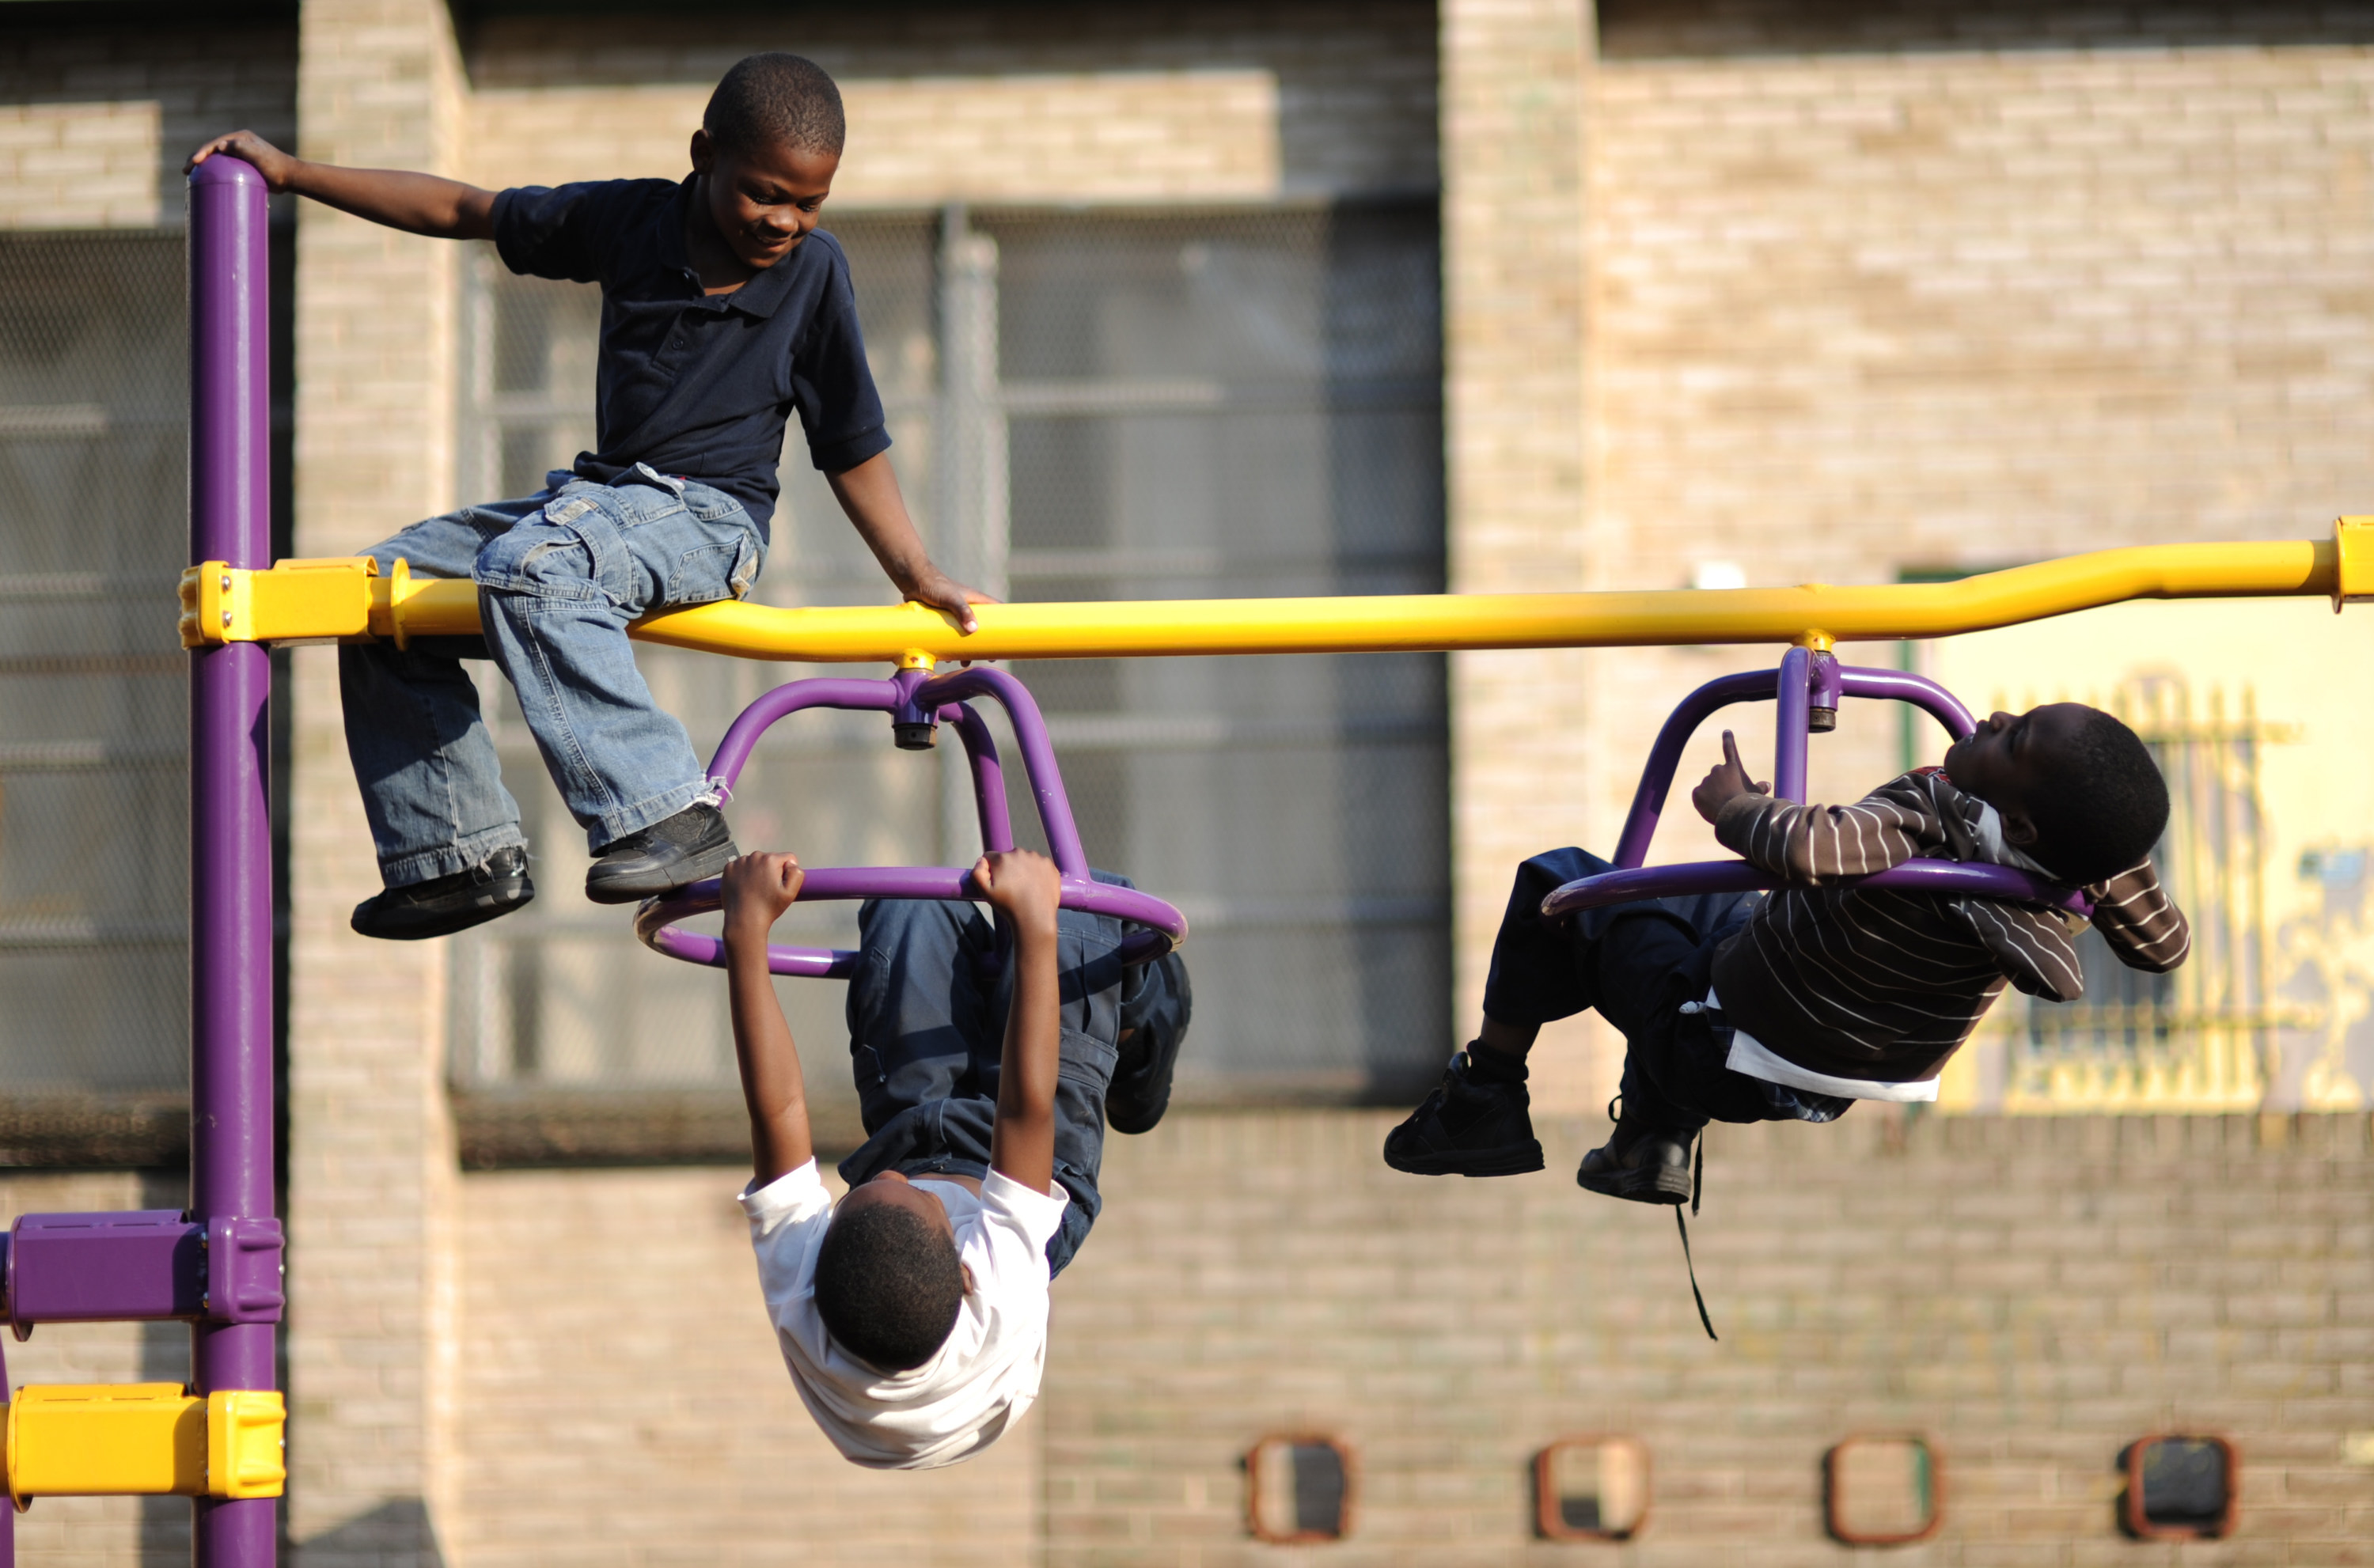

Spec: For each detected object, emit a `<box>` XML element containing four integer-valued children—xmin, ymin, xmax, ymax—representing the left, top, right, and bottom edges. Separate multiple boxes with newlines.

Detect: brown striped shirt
<box><xmin>1708</xmin><ymin>767</ymin><xmax>2191</xmax><ymax>1085</ymax></box>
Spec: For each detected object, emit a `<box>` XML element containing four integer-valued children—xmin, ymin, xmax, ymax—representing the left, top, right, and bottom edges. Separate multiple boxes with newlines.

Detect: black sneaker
<box><xmin>584</xmin><ymin>803</ymin><xmax>738</xmax><ymax>905</ymax></box>
<box><xmin>351</xmin><ymin>846</ymin><xmax>533</xmax><ymax>941</ymax></box>
<box><xmin>1576</xmin><ymin>1118</ymin><xmax>1696</xmax><ymax>1205</ymax></box>
<box><xmin>1381</xmin><ymin>1050</ymin><xmax>1545</xmax><ymax>1176</ymax></box>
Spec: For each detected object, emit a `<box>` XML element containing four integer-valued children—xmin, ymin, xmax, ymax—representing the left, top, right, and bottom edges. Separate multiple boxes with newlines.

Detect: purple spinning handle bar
<box><xmin>634</xmin><ymin>665</ymin><xmax>1189</xmax><ymax>976</ymax></box>
<box><xmin>1544</xmin><ymin>648</ymin><xmax>2092</xmax><ymax>921</ymax></box>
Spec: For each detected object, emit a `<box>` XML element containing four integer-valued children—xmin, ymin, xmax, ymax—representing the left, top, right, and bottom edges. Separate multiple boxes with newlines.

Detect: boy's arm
<box><xmin>2085</xmin><ymin>859</ymin><xmax>2191</xmax><ymax>973</ymax></box>
<box><xmin>722</xmin><ymin>854</ymin><xmax>815</xmax><ymax>1185</ymax></box>
<box><xmin>974</xmin><ymin>850</ymin><xmax>1063</xmax><ymax>1195</ymax></box>
<box><xmin>188</xmin><ymin>131</ymin><xmax>495</xmax><ymax>241</ymax></box>
<box><xmin>828</xmin><ymin>452</ymin><xmax>994</xmax><ymax>635</ymax></box>
<box><xmin>1698</xmin><ymin>733</ymin><xmax>1941</xmax><ymax>882</ymax></box>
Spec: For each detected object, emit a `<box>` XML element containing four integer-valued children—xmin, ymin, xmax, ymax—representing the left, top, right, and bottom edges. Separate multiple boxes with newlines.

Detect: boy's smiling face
<box><xmin>687</xmin><ymin>127</ymin><xmax>839</xmax><ymax>274</ymax></box>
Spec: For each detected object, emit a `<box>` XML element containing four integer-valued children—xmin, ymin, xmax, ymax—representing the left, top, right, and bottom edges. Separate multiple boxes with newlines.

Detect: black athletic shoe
<box><xmin>583</xmin><ymin>803</ymin><xmax>738</xmax><ymax>905</ymax></box>
<box><xmin>1381</xmin><ymin>1049</ymin><xmax>1545</xmax><ymax>1176</ymax></box>
<box><xmin>350</xmin><ymin>846</ymin><xmax>534</xmax><ymax>941</ymax></box>
<box><xmin>1576</xmin><ymin>1118</ymin><xmax>1696</xmax><ymax>1205</ymax></box>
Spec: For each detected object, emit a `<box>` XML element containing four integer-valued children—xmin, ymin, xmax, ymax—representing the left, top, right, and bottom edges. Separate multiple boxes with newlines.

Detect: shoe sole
<box><xmin>1576</xmin><ymin>1161</ymin><xmax>1693</xmax><ymax>1205</ymax></box>
<box><xmin>1383</xmin><ymin>1140</ymin><xmax>1545</xmax><ymax>1177</ymax></box>
<box><xmin>351</xmin><ymin>879</ymin><xmax>534</xmax><ymax>941</ymax></box>
<box><xmin>582</xmin><ymin>839</ymin><xmax>739</xmax><ymax>905</ymax></box>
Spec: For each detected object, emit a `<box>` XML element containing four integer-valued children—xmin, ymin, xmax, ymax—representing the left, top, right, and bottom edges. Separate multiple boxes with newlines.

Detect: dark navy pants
<box><xmin>1480</xmin><ymin>847</ymin><xmax>1852</xmax><ymax>1135</ymax></box>
<box><xmin>836</xmin><ymin>874</ymin><xmax>1191</xmax><ymax>1277</ymax></box>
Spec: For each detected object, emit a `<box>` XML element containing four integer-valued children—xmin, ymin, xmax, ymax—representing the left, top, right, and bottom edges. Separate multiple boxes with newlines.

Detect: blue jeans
<box><xmin>339</xmin><ymin>468</ymin><xmax>764</xmax><ymax>885</ymax></box>
<box><xmin>1481</xmin><ymin>847</ymin><xmax>1853</xmax><ymax>1135</ymax></box>
<box><xmin>838</xmin><ymin>877</ymin><xmax>1193</xmax><ymax>1277</ymax></box>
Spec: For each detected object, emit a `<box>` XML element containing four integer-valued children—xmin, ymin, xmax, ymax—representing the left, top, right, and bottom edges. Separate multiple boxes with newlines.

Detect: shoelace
<box><xmin>1608</xmin><ymin>1096</ymin><xmax>1718</xmax><ymax>1343</ymax></box>
<box><xmin>1676</xmin><ymin>1133</ymin><xmax>1716</xmax><ymax>1342</ymax></box>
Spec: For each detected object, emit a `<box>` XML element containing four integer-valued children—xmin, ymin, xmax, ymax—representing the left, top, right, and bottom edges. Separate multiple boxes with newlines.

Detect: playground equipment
<box><xmin>1538</xmin><ymin>646</ymin><xmax>2090</xmax><ymax>922</ymax></box>
<box><xmin>630</xmin><ymin>663</ymin><xmax>1185</xmax><ymax>978</ymax></box>
<box><xmin>3</xmin><ymin>154</ymin><xmax>2367</xmax><ymax>1566</ymax></box>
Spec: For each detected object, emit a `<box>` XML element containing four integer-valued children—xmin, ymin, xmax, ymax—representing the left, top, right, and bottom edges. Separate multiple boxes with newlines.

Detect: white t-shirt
<box><xmin>740</xmin><ymin>1159</ymin><xmax>1070</xmax><ymax>1470</ymax></box>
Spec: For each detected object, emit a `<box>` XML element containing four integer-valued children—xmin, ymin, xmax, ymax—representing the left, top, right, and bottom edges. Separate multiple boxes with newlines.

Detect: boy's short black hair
<box><xmin>704</xmin><ymin>53</ymin><xmax>846</xmax><ymax>158</ymax></box>
<box><xmin>814</xmin><ymin>1202</ymin><xmax>963</xmax><ymax>1372</ymax></box>
<box><xmin>2022</xmin><ymin>708</ymin><xmax>2170</xmax><ymax>886</ymax></box>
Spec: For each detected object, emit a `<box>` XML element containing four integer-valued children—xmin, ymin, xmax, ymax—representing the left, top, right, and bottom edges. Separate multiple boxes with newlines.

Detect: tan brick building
<box><xmin>2</xmin><ymin>1</ymin><xmax>2371</xmax><ymax>1562</ymax></box>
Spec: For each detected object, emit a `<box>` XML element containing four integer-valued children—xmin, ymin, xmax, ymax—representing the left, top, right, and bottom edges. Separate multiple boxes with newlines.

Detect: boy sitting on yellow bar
<box><xmin>1386</xmin><ymin>705</ymin><xmax>2192</xmax><ymax>1195</ymax></box>
<box><xmin>187</xmin><ymin>54</ymin><xmax>985</xmax><ymax>941</ymax></box>
<box><xmin>718</xmin><ymin>849</ymin><xmax>1189</xmax><ymax>1468</ymax></box>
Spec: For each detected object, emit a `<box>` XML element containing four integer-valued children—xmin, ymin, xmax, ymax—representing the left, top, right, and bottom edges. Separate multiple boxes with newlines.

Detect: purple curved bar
<box><xmin>635</xmin><ymin>868</ymin><xmax>1187</xmax><ymax>978</ymax></box>
<box><xmin>1541</xmin><ymin>857</ymin><xmax>2091</xmax><ymax>921</ymax></box>
<box><xmin>1608</xmin><ymin>661</ymin><xmax>1981</xmax><ymax>871</ymax></box>
<box><xmin>913</xmin><ymin>665</ymin><xmax>1089</xmax><ymax>877</ymax></box>
<box><xmin>643</xmin><ymin>669</ymin><xmax>1187</xmax><ymax>978</ymax></box>
<box><xmin>707</xmin><ymin>677</ymin><xmax>901</xmax><ymax>790</ymax></box>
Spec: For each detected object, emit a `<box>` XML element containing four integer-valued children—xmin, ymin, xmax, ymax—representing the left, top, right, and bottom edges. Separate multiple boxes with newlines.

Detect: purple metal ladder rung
<box><xmin>0</xmin><ymin>1214</ymin><xmax>285</xmax><ymax>1331</ymax></box>
<box><xmin>639</xmin><ymin>667</ymin><xmax>1186</xmax><ymax>979</ymax></box>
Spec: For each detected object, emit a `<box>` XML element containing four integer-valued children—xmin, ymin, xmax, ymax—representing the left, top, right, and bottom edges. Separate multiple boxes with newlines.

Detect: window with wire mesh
<box><xmin>446</xmin><ymin>201</ymin><xmax>1448</xmax><ymax>1160</ymax></box>
<box><xmin>0</xmin><ymin>230</ymin><xmax>196</xmax><ymax>1164</ymax></box>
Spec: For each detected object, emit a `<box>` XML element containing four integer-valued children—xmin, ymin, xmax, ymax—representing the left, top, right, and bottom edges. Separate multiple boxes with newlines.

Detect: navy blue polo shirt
<box><xmin>490</xmin><ymin>176</ymin><xmax>892</xmax><ymax>536</ymax></box>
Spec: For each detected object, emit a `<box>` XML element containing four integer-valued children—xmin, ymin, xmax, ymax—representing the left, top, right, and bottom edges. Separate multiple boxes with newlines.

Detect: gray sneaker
<box><xmin>1576</xmin><ymin>1118</ymin><xmax>1696</xmax><ymax>1204</ymax></box>
<box><xmin>584</xmin><ymin>804</ymin><xmax>738</xmax><ymax>905</ymax></box>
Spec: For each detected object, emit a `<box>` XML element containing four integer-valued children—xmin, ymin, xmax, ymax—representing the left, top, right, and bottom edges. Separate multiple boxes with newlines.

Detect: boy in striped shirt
<box><xmin>1383</xmin><ymin>703</ymin><xmax>2190</xmax><ymax>1200</ymax></box>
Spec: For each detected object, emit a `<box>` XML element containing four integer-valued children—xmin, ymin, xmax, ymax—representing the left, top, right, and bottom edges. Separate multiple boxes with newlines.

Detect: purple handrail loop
<box><xmin>638</xmin><ymin>668</ymin><xmax>1187</xmax><ymax>978</ymax></box>
<box><xmin>1550</xmin><ymin>656</ymin><xmax>2090</xmax><ymax>922</ymax></box>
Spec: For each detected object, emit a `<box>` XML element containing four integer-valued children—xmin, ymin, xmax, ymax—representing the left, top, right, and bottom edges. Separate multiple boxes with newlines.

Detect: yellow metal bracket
<box><xmin>180</xmin><ymin>557</ymin><xmax>377</xmax><ymax>649</ymax></box>
<box><xmin>3</xmin><ymin>1384</ymin><xmax>285</xmax><ymax>1503</ymax></box>
<box><xmin>2332</xmin><ymin>516</ymin><xmax>2374</xmax><ymax>612</ymax></box>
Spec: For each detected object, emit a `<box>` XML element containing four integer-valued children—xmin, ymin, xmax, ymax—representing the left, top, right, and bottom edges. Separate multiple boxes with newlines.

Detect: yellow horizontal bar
<box><xmin>188</xmin><ymin>519</ymin><xmax>2374</xmax><ymax>662</ymax></box>
<box><xmin>4</xmin><ymin>1385</ymin><xmax>285</xmax><ymax>1502</ymax></box>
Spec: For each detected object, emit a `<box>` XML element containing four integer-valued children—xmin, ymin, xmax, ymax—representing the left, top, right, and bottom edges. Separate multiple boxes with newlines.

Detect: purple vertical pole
<box><xmin>1772</xmin><ymin>646</ymin><xmax>1811</xmax><ymax>805</ymax></box>
<box><xmin>188</xmin><ymin>155</ymin><xmax>277</xmax><ymax>1568</ymax></box>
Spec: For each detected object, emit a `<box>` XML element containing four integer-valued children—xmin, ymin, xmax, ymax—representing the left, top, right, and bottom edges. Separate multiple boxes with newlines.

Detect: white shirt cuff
<box><xmin>739</xmin><ymin>1158</ymin><xmax>826</xmax><ymax>1228</ymax></box>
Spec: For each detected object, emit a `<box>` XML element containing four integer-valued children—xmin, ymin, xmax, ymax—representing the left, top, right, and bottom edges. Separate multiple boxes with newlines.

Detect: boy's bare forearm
<box><xmin>827</xmin><ymin>452</ymin><xmax>988</xmax><ymax>632</ymax></box>
<box><xmin>285</xmin><ymin>161</ymin><xmax>496</xmax><ymax>240</ymax></box>
<box><xmin>188</xmin><ymin>131</ymin><xmax>494</xmax><ymax>240</ymax></box>
<box><xmin>725</xmin><ymin>923</ymin><xmax>813</xmax><ymax>1184</ymax></box>
<box><xmin>987</xmin><ymin>918</ymin><xmax>1060</xmax><ymax>1192</ymax></box>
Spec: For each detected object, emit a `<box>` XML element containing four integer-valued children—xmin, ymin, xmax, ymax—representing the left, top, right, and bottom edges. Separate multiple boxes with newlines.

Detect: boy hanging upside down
<box><xmin>1384</xmin><ymin>704</ymin><xmax>2191</xmax><ymax>1194</ymax></box>
<box><xmin>721</xmin><ymin>848</ymin><xmax>1189</xmax><ymax>1468</ymax></box>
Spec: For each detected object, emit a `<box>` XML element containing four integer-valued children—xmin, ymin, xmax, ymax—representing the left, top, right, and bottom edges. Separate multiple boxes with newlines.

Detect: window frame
<box><xmin>1532</xmin><ymin>1434</ymin><xmax>1652</xmax><ymax>1543</ymax></box>
<box><xmin>2122</xmin><ymin>1433</ymin><xmax>2238</xmax><ymax>1541</ymax></box>
<box><xmin>1823</xmin><ymin>1434</ymin><xmax>1944</xmax><ymax>1547</ymax></box>
<box><xmin>1244</xmin><ymin>1433</ymin><xmax>1356</xmax><ymax>1545</ymax></box>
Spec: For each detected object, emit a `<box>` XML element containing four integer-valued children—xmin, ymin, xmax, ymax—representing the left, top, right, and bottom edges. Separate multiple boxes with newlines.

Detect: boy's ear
<box><xmin>688</xmin><ymin>127</ymin><xmax>716</xmax><ymax>175</ymax></box>
<box><xmin>2000</xmin><ymin>806</ymin><xmax>2040</xmax><ymax>846</ymax></box>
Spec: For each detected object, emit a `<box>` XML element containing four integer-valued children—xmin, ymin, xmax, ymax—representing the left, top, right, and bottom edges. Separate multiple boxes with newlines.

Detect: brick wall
<box><xmin>439</xmin><ymin>1112</ymin><xmax>2373</xmax><ymax>1565</ymax></box>
<box><xmin>284</xmin><ymin>0</ymin><xmax>471</xmax><ymax>1562</ymax></box>
<box><xmin>1575</xmin><ymin>8</ymin><xmax>2374</xmax><ymax>887</ymax></box>
<box><xmin>461</xmin><ymin>2</ymin><xmax>1436</xmax><ymax>203</ymax></box>
<box><xmin>0</xmin><ymin>17</ymin><xmax>298</xmax><ymax>229</ymax></box>
<box><xmin>1441</xmin><ymin>0</ymin><xmax>1601</xmax><ymax>1113</ymax></box>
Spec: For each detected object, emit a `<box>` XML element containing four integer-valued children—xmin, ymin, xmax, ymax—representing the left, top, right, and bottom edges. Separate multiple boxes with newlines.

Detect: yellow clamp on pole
<box><xmin>179</xmin><ymin>558</ymin><xmax>377</xmax><ymax>649</ymax></box>
<box><xmin>2332</xmin><ymin>516</ymin><xmax>2374</xmax><ymax>612</ymax></box>
<box><xmin>3</xmin><ymin>1384</ymin><xmax>285</xmax><ymax>1503</ymax></box>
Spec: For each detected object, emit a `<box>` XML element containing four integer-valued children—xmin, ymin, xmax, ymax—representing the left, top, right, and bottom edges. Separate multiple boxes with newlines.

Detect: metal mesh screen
<box><xmin>447</xmin><ymin>200</ymin><xmax>1448</xmax><ymax>1116</ymax></box>
<box><xmin>0</xmin><ymin>231</ymin><xmax>192</xmax><ymax>1094</ymax></box>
